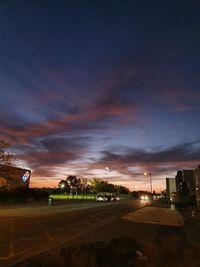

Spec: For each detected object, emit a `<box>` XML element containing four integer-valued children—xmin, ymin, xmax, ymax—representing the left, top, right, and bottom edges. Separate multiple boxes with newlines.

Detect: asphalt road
<box><xmin>0</xmin><ymin>200</ymin><xmax>145</xmax><ymax>266</ymax></box>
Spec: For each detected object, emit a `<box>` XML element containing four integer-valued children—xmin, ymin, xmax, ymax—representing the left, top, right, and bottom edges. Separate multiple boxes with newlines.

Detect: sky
<box><xmin>0</xmin><ymin>0</ymin><xmax>200</xmax><ymax>191</ymax></box>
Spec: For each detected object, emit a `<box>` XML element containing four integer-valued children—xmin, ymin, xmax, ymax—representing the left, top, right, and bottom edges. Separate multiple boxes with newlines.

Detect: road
<box><xmin>0</xmin><ymin>200</ymin><xmax>145</xmax><ymax>266</ymax></box>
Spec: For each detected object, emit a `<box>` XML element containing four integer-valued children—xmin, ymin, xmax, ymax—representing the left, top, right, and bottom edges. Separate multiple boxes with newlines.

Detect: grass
<box><xmin>49</xmin><ymin>194</ymin><xmax>96</xmax><ymax>200</ymax></box>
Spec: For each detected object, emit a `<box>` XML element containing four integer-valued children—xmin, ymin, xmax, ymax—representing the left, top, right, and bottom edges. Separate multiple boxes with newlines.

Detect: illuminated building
<box><xmin>0</xmin><ymin>164</ymin><xmax>31</xmax><ymax>191</ymax></box>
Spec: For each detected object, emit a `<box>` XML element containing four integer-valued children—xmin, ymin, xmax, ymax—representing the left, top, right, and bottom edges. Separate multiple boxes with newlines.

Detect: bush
<box><xmin>14</xmin><ymin>236</ymin><xmax>141</xmax><ymax>267</ymax></box>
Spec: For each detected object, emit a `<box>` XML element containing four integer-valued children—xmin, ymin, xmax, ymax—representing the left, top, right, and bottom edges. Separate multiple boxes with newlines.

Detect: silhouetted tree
<box><xmin>114</xmin><ymin>185</ymin><xmax>129</xmax><ymax>195</ymax></box>
<box><xmin>58</xmin><ymin>180</ymin><xmax>70</xmax><ymax>193</ymax></box>
<box><xmin>106</xmin><ymin>183</ymin><xmax>115</xmax><ymax>193</ymax></box>
<box><xmin>90</xmin><ymin>178</ymin><xmax>109</xmax><ymax>193</ymax></box>
<box><xmin>90</xmin><ymin>178</ymin><xmax>130</xmax><ymax>195</ymax></box>
<box><xmin>66</xmin><ymin>175</ymin><xmax>82</xmax><ymax>195</ymax></box>
<box><xmin>79</xmin><ymin>178</ymin><xmax>90</xmax><ymax>193</ymax></box>
<box><xmin>0</xmin><ymin>137</ymin><xmax>15</xmax><ymax>166</ymax></box>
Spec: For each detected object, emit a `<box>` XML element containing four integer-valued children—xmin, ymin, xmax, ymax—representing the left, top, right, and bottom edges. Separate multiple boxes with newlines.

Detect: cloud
<box><xmin>0</xmin><ymin>66</ymin><xmax>139</xmax><ymax>145</ymax></box>
<box><xmin>15</xmin><ymin>132</ymin><xmax>199</xmax><ymax>190</ymax></box>
<box><xmin>16</xmin><ymin>135</ymin><xmax>92</xmax><ymax>171</ymax></box>
<box><xmin>40</xmin><ymin>136</ymin><xmax>90</xmax><ymax>152</ymax></box>
<box><xmin>91</xmin><ymin>141</ymin><xmax>200</xmax><ymax>177</ymax></box>
<box><xmin>104</xmin><ymin>141</ymin><xmax>200</xmax><ymax>163</ymax></box>
<box><xmin>20</xmin><ymin>150</ymin><xmax>77</xmax><ymax>169</ymax></box>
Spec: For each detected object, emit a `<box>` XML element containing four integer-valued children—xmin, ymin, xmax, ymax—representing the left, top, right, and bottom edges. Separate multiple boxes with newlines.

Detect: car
<box><xmin>116</xmin><ymin>196</ymin><xmax>120</xmax><ymax>201</ymax></box>
<box><xmin>96</xmin><ymin>195</ymin><xmax>110</xmax><ymax>202</ymax></box>
<box><xmin>96</xmin><ymin>195</ymin><xmax>111</xmax><ymax>202</ymax></box>
<box><xmin>96</xmin><ymin>196</ymin><xmax>104</xmax><ymax>202</ymax></box>
<box><xmin>140</xmin><ymin>195</ymin><xmax>149</xmax><ymax>201</ymax></box>
<box><xmin>111</xmin><ymin>196</ymin><xmax>120</xmax><ymax>201</ymax></box>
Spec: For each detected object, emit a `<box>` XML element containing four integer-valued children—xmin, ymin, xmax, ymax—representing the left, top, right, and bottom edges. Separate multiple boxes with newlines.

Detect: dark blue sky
<box><xmin>1</xmin><ymin>0</ymin><xmax>200</xmax><ymax>190</ymax></box>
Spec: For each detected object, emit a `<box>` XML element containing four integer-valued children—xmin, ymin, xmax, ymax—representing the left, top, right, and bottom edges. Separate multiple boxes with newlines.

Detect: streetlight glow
<box><xmin>61</xmin><ymin>183</ymin><xmax>65</xmax><ymax>188</ymax></box>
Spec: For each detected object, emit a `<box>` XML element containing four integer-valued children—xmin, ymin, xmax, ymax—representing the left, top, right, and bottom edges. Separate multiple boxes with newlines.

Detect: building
<box><xmin>194</xmin><ymin>165</ymin><xmax>200</xmax><ymax>210</ymax></box>
<box><xmin>0</xmin><ymin>164</ymin><xmax>31</xmax><ymax>191</ymax></box>
<box><xmin>175</xmin><ymin>170</ymin><xmax>183</xmax><ymax>202</ymax></box>
<box><xmin>183</xmin><ymin>170</ymin><xmax>196</xmax><ymax>196</ymax></box>
<box><xmin>175</xmin><ymin>169</ymin><xmax>195</xmax><ymax>205</ymax></box>
<box><xmin>166</xmin><ymin>178</ymin><xmax>176</xmax><ymax>202</ymax></box>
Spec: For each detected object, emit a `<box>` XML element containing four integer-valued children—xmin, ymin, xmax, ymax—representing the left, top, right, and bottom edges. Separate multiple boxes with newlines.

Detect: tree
<box><xmin>90</xmin><ymin>178</ymin><xmax>130</xmax><ymax>194</ymax></box>
<box><xmin>79</xmin><ymin>178</ymin><xmax>90</xmax><ymax>193</ymax></box>
<box><xmin>58</xmin><ymin>176</ymin><xmax>91</xmax><ymax>194</ymax></box>
<box><xmin>66</xmin><ymin>175</ymin><xmax>82</xmax><ymax>195</ymax></box>
<box><xmin>106</xmin><ymin>183</ymin><xmax>115</xmax><ymax>193</ymax></box>
<box><xmin>0</xmin><ymin>137</ymin><xmax>15</xmax><ymax>166</ymax></box>
<box><xmin>90</xmin><ymin>178</ymin><xmax>110</xmax><ymax>193</ymax></box>
<box><xmin>114</xmin><ymin>185</ymin><xmax>129</xmax><ymax>195</ymax></box>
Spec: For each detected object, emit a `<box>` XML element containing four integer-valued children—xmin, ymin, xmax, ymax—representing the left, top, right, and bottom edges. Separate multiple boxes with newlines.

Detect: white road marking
<box><xmin>34</xmin><ymin>217</ymin><xmax>54</xmax><ymax>241</ymax></box>
<box><xmin>0</xmin><ymin>218</ymin><xmax>116</xmax><ymax>265</ymax></box>
<box><xmin>67</xmin><ymin>225</ymin><xmax>78</xmax><ymax>231</ymax></box>
<box><xmin>9</xmin><ymin>218</ymin><xmax>14</xmax><ymax>257</ymax></box>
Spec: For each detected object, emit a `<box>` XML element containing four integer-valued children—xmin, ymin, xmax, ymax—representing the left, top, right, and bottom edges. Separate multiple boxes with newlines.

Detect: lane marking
<box><xmin>0</xmin><ymin>246</ymin><xmax>33</xmax><ymax>261</ymax></box>
<box><xmin>54</xmin><ymin>227</ymin><xmax>63</xmax><ymax>231</ymax></box>
<box><xmin>14</xmin><ymin>236</ymin><xmax>46</xmax><ymax>242</ymax></box>
<box><xmin>67</xmin><ymin>225</ymin><xmax>78</xmax><ymax>231</ymax></box>
<box><xmin>0</xmin><ymin>256</ymin><xmax>10</xmax><ymax>260</ymax></box>
<box><xmin>9</xmin><ymin>218</ymin><xmax>14</xmax><ymax>257</ymax></box>
<box><xmin>3</xmin><ymin>218</ymin><xmax>115</xmax><ymax>263</ymax></box>
<box><xmin>34</xmin><ymin>217</ymin><xmax>53</xmax><ymax>241</ymax></box>
<box><xmin>0</xmin><ymin>202</ymin><xmax>142</xmax><ymax>265</ymax></box>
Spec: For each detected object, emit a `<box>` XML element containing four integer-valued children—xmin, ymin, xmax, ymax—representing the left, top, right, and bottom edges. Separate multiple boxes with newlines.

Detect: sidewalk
<box><xmin>181</xmin><ymin>209</ymin><xmax>200</xmax><ymax>247</ymax></box>
<box><xmin>123</xmin><ymin>207</ymin><xmax>200</xmax><ymax>267</ymax></box>
<box><xmin>123</xmin><ymin>206</ymin><xmax>184</xmax><ymax>226</ymax></box>
<box><xmin>123</xmin><ymin>205</ymin><xmax>200</xmax><ymax>247</ymax></box>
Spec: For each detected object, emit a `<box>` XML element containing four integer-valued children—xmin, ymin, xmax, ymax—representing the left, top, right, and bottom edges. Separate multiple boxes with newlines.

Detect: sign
<box><xmin>22</xmin><ymin>171</ymin><xmax>30</xmax><ymax>183</ymax></box>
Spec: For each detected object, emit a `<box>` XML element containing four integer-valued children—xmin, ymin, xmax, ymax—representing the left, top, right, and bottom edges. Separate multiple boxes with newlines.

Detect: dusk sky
<box><xmin>1</xmin><ymin>0</ymin><xmax>200</xmax><ymax>191</ymax></box>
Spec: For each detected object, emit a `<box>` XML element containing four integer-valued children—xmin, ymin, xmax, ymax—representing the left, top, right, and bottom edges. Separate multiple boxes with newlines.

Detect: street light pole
<box><xmin>149</xmin><ymin>172</ymin><xmax>152</xmax><ymax>194</ymax></box>
<box><xmin>144</xmin><ymin>172</ymin><xmax>152</xmax><ymax>194</ymax></box>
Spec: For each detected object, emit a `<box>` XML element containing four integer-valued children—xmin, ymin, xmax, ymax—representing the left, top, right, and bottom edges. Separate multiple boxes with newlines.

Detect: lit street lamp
<box><xmin>60</xmin><ymin>183</ymin><xmax>65</xmax><ymax>188</ymax></box>
<box><xmin>144</xmin><ymin>172</ymin><xmax>152</xmax><ymax>194</ymax></box>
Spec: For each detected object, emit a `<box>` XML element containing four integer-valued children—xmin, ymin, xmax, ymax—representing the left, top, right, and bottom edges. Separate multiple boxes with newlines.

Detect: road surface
<box><xmin>0</xmin><ymin>200</ymin><xmax>145</xmax><ymax>266</ymax></box>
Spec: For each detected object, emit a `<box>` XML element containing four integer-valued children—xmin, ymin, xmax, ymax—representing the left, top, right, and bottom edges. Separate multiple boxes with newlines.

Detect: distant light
<box><xmin>61</xmin><ymin>183</ymin><xmax>65</xmax><ymax>188</ymax></box>
<box><xmin>140</xmin><ymin>195</ymin><xmax>148</xmax><ymax>201</ymax></box>
<box><xmin>105</xmin><ymin>166</ymin><xmax>110</xmax><ymax>172</ymax></box>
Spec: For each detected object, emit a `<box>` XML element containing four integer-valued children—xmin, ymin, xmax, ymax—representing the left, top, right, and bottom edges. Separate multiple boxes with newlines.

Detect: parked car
<box><xmin>111</xmin><ymin>195</ymin><xmax>120</xmax><ymax>201</ymax></box>
<box><xmin>96</xmin><ymin>195</ymin><xmax>110</xmax><ymax>202</ymax></box>
<box><xmin>96</xmin><ymin>196</ymin><xmax>108</xmax><ymax>202</ymax></box>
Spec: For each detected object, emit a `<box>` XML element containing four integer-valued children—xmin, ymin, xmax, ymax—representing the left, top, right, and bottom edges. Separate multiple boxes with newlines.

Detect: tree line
<box><xmin>58</xmin><ymin>176</ymin><xmax>130</xmax><ymax>195</ymax></box>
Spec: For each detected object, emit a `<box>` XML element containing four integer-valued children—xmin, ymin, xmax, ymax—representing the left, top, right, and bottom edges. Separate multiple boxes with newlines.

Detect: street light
<box><xmin>60</xmin><ymin>183</ymin><xmax>65</xmax><ymax>188</ymax></box>
<box><xmin>144</xmin><ymin>172</ymin><xmax>152</xmax><ymax>194</ymax></box>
